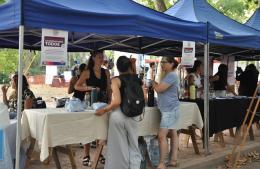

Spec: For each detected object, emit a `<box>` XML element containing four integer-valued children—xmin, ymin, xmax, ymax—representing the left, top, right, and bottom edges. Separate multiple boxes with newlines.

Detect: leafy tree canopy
<box><xmin>208</xmin><ymin>0</ymin><xmax>258</xmax><ymax>23</ymax></box>
<box><xmin>137</xmin><ymin>0</ymin><xmax>259</xmax><ymax>23</ymax></box>
<box><xmin>0</xmin><ymin>49</ymin><xmax>18</xmax><ymax>75</ymax></box>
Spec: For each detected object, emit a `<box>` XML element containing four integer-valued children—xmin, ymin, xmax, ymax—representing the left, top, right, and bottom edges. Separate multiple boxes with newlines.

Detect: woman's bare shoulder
<box><xmin>111</xmin><ymin>77</ymin><xmax>121</xmax><ymax>86</ymax></box>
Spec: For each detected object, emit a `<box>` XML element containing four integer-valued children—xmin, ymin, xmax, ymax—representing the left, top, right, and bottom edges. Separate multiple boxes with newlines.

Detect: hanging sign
<box><xmin>0</xmin><ymin>130</ymin><xmax>3</xmax><ymax>160</ymax></box>
<box><xmin>41</xmin><ymin>28</ymin><xmax>68</xmax><ymax>66</ymax></box>
<box><xmin>181</xmin><ymin>41</ymin><xmax>195</xmax><ymax>67</ymax></box>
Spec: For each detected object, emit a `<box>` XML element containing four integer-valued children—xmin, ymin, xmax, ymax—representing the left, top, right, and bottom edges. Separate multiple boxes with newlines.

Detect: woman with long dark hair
<box><xmin>68</xmin><ymin>63</ymin><xmax>87</xmax><ymax>101</ymax></box>
<box><xmin>187</xmin><ymin>60</ymin><xmax>203</xmax><ymax>88</ymax></box>
<box><xmin>1</xmin><ymin>73</ymin><xmax>35</xmax><ymax>119</ymax></box>
<box><xmin>75</xmin><ymin>50</ymin><xmax>111</xmax><ymax>166</ymax></box>
<box><xmin>210</xmin><ymin>64</ymin><xmax>228</xmax><ymax>97</ymax></box>
<box><xmin>236</xmin><ymin>64</ymin><xmax>259</xmax><ymax>96</ymax></box>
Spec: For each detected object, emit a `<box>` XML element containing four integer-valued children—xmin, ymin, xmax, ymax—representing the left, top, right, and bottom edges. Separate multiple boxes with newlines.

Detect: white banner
<box><xmin>45</xmin><ymin>66</ymin><xmax>58</xmax><ymax>85</ymax></box>
<box><xmin>181</xmin><ymin>41</ymin><xmax>195</xmax><ymax>67</ymax></box>
<box><xmin>41</xmin><ymin>28</ymin><xmax>68</xmax><ymax>66</ymax></box>
<box><xmin>223</xmin><ymin>55</ymin><xmax>236</xmax><ymax>85</ymax></box>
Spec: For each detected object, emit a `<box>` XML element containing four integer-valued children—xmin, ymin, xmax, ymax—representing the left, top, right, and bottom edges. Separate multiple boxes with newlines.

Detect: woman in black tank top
<box><xmin>210</xmin><ymin>64</ymin><xmax>228</xmax><ymax>97</ymax></box>
<box><xmin>68</xmin><ymin>63</ymin><xmax>87</xmax><ymax>101</ymax></box>
<box><xmin>75</xmin><ymin>50</ymin><xmax>111</xmax><ymax>166</ymax></box>
<box><xmin>87</xmin><ymin>67</ymin><xmax>108</xmax><ymax>102</ymax></box>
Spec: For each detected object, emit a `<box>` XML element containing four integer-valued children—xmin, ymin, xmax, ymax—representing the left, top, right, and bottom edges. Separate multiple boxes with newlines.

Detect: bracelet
<box><xmin>103</xmin><ymin>107</ymin><xmax>109</xmax><ymax>113</ymax></box>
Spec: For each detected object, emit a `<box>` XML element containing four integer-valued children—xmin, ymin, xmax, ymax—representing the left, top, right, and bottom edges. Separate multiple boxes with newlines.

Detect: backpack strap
<box><xmin>118</xmin><ymin>75</ymin><xmax>128</xmax><ymax>88</ymax></box>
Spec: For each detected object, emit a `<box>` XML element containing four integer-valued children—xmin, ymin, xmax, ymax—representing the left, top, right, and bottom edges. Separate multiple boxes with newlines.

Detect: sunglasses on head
<box><xmin>160</xmin><ymin>61</ymin><xmax>169</xmax><ymax>64</ymax></box>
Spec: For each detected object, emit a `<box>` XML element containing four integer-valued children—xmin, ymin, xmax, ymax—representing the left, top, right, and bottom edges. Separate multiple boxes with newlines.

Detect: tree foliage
<box><xmin>138</xmin><ymin>0</ymin><xmax>176</xmax><ymax>11</ymax></box>
<box><xmin>208</xmin><ymin>0</ymin><xmax>258</xmax><ymax>23</ymax></box>
<box><xmin>0</xmin><ymin>0</ymin><xmax>5</xmax><ymax>4</ymax></box>
<box><xmin>0</xmin><ymin>49</ymin><xmax>18</xmax><ymax>75</ymax></box>
<box><xmin>138</xmin><ymin>0</ymin><xmax>258</xmax><ymax>23</ymax></box>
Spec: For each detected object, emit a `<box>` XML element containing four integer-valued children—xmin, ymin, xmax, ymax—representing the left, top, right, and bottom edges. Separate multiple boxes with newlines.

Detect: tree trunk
<box><xmin>153</xmin><ymin>1</ymin><xmax>166</xmax><ymax>82</ymax></box>
<box><xmin>155</xmin><ymin>0</ymin><xmax>167</xmax><ymax>12</ymax></box>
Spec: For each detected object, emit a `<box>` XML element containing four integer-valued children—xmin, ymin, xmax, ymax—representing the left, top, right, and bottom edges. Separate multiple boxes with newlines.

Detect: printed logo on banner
<box><xmin>214</xmin><ymin>31</ymin><xmax>224</xmax><ymax>39</ymax></box>
<box><xmin>44</xmin><ymin>36</ymin><xmax>65</xmax><ymax>48</ymax></box>
<box><xmin>184</xmin><ymin>48</ymin><xmax>193</xmax><ymax>53</ymax></box>
<box><xmin>0</xmin><ymin>129</ymin><xmax>3</xmax><ymax>160</ymax></box>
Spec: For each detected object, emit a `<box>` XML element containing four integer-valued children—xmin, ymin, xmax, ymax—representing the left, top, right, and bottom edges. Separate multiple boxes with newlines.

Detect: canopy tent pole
<box><xmin>204</xmin><ymin>21</ymin><xmax>210</xmax><ymax>155</ymax></box>
<box><xmin>15</xmin><ymin>25</ymin><xmax>24</xmax><ymax>169</ymax></box>
<box><xmin>204</xmin><ymin>42</ymin><xmax>210</xmax><ymax>155</ymax></box>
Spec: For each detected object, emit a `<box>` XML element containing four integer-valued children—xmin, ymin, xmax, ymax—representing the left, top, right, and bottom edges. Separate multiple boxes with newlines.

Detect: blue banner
<box><xmin>0</xmin><ymin>129</ymin><xmax>3</xmax><ymax>160</ymax></box>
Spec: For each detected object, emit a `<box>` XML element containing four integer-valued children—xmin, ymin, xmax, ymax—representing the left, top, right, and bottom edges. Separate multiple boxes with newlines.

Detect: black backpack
<box><xmin>119</xmin><ymin>75</ymin><xmax>145</xmax><ymax>117</ymax></box>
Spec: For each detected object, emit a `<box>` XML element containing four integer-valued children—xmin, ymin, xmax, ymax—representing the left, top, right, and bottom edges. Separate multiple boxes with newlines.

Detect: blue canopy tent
<box><xmin>0</xmin><ymin>0</ymin><xmax>207</xmax><ymax>55</ymax></box>
<box><xmin>166</xmin><ymin>0</ymin><xmax>260</xmax><ymax>58</ymax></box>
<box><xmin>247</xmin><ymin>8</ymin><xmax>260</xmax><ymax>30</ymax></box>
<box><xmin>0</xmin><ymin>0</ymin><xmax>209</xmax><ymax>168</ymax></box>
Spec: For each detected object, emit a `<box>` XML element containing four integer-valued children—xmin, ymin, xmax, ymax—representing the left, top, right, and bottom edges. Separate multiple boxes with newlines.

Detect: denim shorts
<box><xmin>160</xmin><ymin>107</ymin><xmax>180</xmax><ymax>129</ymax></box>
<box><xmin>9</xmin><ymin>111</ymin><xmax>17</xmax><ymax>119</ymax></box>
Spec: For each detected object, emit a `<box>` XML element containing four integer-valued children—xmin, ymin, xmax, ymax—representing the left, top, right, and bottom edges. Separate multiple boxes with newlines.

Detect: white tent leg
<box><xmin>15</xmin><ymin>25</ymin><xmax>24</xmax><ymax>169</ymax></box>
<box><xmin>204</xmin><ymin>43</ymin><xmax>210</xmax><ymax>155</ymax></box>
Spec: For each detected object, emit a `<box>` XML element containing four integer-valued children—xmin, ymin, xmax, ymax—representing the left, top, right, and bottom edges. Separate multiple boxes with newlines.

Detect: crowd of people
<box><xmin>1</xmin><ymin>51</ymin><xmax>260</xmax><ymax>169</ymax></box>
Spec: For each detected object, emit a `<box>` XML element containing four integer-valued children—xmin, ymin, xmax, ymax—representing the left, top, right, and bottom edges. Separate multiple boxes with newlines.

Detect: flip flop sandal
<box><xmin>99</xmin><ymin>154</ymin><xmax>105</xmax><ymax>164</ymax></box>
<box><xmin>82</xmin><ymin>156</ymin><xmax>92</xmax><ymax>166</ymax></box>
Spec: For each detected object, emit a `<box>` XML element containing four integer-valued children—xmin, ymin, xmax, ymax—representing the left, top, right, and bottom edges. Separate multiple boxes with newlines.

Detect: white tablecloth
<box><xmin>139</xmin><ymin>102</ymin><xmax>203</xmax><ymax>136</ymax></box>
<box><xmin>21</xmin><ymin>108</ymin><xmax>108</xmax><ymax>161</ymax></box>
<box><xmin>21</xmin><ymin>102</ymin><xmax>203</xmax><ymax>161</ymax></box>
<box><xmin>0</xmin><ymin>120</ymin><xmax>26</xmax><ymax>169</ymax></box>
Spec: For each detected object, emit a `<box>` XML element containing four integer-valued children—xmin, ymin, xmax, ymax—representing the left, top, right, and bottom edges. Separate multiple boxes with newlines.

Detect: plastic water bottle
<box><xmin>90</xmin><ymin>88</ymin><xmax>98</xmax><ymax>105</ymax></box>
<box><xmin>85</xmin><ymin>93</ymin><xmax>90</xmax><ymax>108</ymax></box>
<box><xmin>189</xmin><ymin>85</ymin><xmax>196</xmax><ymax>100</ymax></box>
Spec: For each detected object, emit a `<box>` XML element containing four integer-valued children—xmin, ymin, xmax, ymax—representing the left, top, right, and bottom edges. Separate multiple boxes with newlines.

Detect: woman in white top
<box><xmin>188</xmin><ymin>60</ymin><xmax>203</xmax><ymax>97</ymax></box>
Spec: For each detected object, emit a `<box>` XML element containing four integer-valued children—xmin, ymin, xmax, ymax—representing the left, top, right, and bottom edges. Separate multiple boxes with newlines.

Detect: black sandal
<box><xmin>99</xmin><ymin>154</ymin><xmax>105</xmax><ymax>164</ymax></box>
<box><xmin>83</xmin><ymin>156</ymin><xmax>92</xmax><ymax>166</ymax></box>
<box><xmin>90</xmin><ymin>141</ymin><xmax>97</xmax><ymax>148</ymax></box>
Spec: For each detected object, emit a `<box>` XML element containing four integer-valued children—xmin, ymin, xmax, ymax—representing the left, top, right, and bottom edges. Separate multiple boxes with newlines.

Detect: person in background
<box><xmin>71</xmin><ymin>64</ymin><xmax>79</xmax><ymax>77</ymax></box>
<box><xmin>1</xmin><ymin>73</ymin><xmax>35</xmax><ymax>119</ymax></box>
<box><xmin>146</xmin><ymin>62</ymin><xmax>155</xmax><ymax>86</ymax></box>
<box><xmin>75</xmin><ymin>50</ymin><xmax>111</xmax><ymax>166</ymax></box>
<box><xmin>95</xmin><ymin>56</ymin><xmax>143</xmax><ymax>169</ymax></box>
<box><xmin>210</xmin><ymin>64</ymin><xmax>228</xmax><ymax>97</ymax></box>
<box><xmin>152</xmin><ymin>57</ymin><xmax>180</xmax><ymax>169</ymax></box>
<box><xmin>187</xmin><ymin>60</ymin><xmax>203</xmax><ymax>97</ymax></box>
<box><xmin>102</xmin><ymin>60</ymin><xmax>109</xmax><ymax>70</ymax></box>
<box><xmin>68</xmin><ymin>63</ymin><xmax>87</xmax><ymax>101</ymax></box>
<box><xmin>236</xmin><ymin>64</ymin><xmax>259</xmax><ymax>96</ymax></box>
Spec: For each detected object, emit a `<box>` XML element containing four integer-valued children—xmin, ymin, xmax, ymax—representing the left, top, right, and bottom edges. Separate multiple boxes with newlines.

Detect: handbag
<box><xmin>53</xmin><ymin>97</ymin><xmax>69</xmax><ymax>108</ymax></box>
<box><xmin>32</xmin><ymin>97</ymin><xmax>47</xmax><ymax>109</ymax></box>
